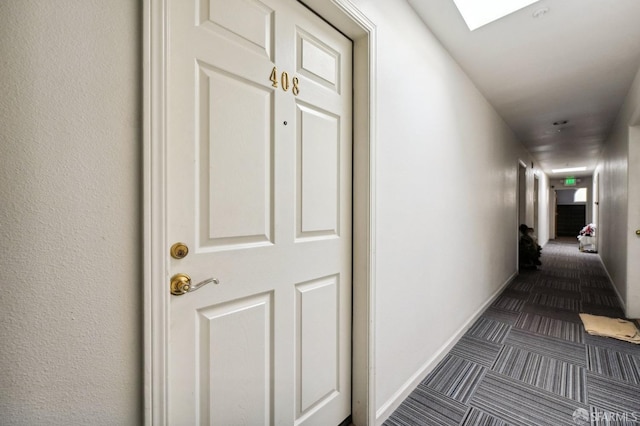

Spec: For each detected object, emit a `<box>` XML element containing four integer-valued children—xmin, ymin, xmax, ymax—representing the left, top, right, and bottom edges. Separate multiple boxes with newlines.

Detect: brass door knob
<box><xmin>636</xmin><ymin>230</ymin><xmax>640</xmax><ymax>236</ymax></box>
<box><xmin>170</xmin><ymin>273</ymin><xmax>191</xmax><ymax>295</ymax></box>
<box><xmin>170</xmin><ymin>273</ymin><xmax>219</xmax><ymax>296</ymax></box>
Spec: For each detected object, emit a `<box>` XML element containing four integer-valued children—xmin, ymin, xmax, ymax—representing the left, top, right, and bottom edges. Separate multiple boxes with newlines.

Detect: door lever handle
<box><xmin>170</xmin><ymin>273</ymin><xmax>219</xmax><ymax>295</ymax></box>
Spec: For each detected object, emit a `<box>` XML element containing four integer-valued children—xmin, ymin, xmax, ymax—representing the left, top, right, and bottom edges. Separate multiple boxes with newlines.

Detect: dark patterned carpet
<box><xmin>384</xmin><ymin>239</ymin><xmax>640</xmax><ymax>426</ymax></box>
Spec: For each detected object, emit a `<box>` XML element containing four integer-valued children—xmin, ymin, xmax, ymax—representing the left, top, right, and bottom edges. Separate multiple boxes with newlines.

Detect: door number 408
<box><xmin>270</xmin><ymin>67</ymin><xmax>300</xmax><ymax>96</ymax></box>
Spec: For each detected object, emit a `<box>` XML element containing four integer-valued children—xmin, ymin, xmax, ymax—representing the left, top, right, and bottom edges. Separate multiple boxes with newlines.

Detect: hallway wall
<box><xmin>347</xmin><ymin>0</ymin><xmax>540</xmax><ymax>420</ymax></box>
<box><xmin>597</xmin><ymin>65</ymin><xmax>640</xmax><ymax>317</ymax></box>
<box><xmin>0</xmin><ymin>1</ymin><xmax>142</xmax><ymax>424</ymax></box>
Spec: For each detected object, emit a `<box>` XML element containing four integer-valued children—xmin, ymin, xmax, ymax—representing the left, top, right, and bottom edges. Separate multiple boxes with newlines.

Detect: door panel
<box><xmin>197</xmin><ymin>63</ymin><xmax>275</xmax><ymax>248</ymax></box>
<box><xmin>167</xmin><ymin>0</ymin><xmax>352</xmax><ymax>424</ymax></box>
<box><xmin>297</xmin><ymin>103</ymin><xmax>340</xmax><ymax>238</ymax></box>
<box><xmin>297</xmin><ymin>30</ymin><xmax>340</xmax><ymax>91</ymax></box>
<box><xmin>199</xmin><ymin>0</ymin><xmax>275</xmax><ymax>59</ymax></box>
<box><xmin>197</xmin><ymin>292</ymin><xmax>273</xmax><ymax>425</ymax></box>
<box><xmin>296</xmin><ymin>274</ymin><xmax>340</xmax><ymax>416</ymax></box>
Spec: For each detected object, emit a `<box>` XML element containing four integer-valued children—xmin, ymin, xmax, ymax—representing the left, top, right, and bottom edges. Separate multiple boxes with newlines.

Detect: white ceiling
<box><xmin>406</xmin><ymin>0</ymin><xmax>640</xmax><ymax>178</ymax></box>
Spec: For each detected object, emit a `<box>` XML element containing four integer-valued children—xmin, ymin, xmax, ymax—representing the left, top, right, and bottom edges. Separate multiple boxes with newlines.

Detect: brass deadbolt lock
<box><xmin>170</xmin><ymin>242</ymin><xmax>189</xmax><ymax>259</ymax></box>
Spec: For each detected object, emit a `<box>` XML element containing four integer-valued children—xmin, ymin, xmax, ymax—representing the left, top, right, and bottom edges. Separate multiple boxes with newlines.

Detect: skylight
<box><xmin>452</xmin><ymin>0</ymin><xmax>541</xmax><ymax>31</ymax></box>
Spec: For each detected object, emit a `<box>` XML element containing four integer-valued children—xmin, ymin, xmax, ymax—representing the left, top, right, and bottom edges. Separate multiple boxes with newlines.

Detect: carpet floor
<box><xmin>384</xmin><ymin>239</ymin><xmax>640</xmax><ymax>426</ymax></box>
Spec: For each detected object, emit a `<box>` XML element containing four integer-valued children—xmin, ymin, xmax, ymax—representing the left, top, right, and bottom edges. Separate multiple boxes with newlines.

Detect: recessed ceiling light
<box><xmin>552</xmin><ymin>166</ymin><xmax>587</xmax><ymax>173</ymax></box>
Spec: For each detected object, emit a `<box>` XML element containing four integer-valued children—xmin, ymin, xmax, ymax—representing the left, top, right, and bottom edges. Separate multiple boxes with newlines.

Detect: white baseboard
<box><xmin>375</xmin><ymin>270</ymin><xmax>519</xmax><ymax>425</ymax></box>
<box><xmin>597</xmin><ymin>255</ymin><xmax>626</xmax><ymax>313</ymax></box>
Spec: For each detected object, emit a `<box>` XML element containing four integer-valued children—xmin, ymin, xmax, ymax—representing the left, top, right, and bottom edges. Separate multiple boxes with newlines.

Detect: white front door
<box><xmin>166</xmin><ymin>0</ymin><xmax>353</xmax><ymax>424</ymax></box>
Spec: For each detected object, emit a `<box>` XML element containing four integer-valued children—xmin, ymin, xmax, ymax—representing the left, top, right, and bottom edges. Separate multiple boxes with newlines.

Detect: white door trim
<box><xmin>516</xmin><ymin>160</ymin><xmax>527</xmax><ymax>271</ymax></box>
<box><xmin>142</xmin><ymin>0</ymin><xmax>377</xmax><ymax>424</ymax></box>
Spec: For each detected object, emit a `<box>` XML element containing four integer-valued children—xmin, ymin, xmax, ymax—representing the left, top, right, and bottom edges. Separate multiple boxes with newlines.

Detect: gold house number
<box><xmin>270</xmin><ymin>67</ymin><xmax>300</xmax><ymax>96</ymax></box>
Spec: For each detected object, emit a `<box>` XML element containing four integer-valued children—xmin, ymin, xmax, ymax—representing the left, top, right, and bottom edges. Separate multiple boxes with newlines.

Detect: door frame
<box><xmin>533</xmin><ymin>173</ymin><xmax>539</xmax><ymax>240</ymax></box>
<box><xmin>142</xmin><ymin>1</ymin><xmax>378</xmax><ymax>424</ymax></box>
<box><xmin>549</xmin><ymin>188</ymin><xmax>557</xmax><ymax>239</ymax></box>
<box><xmin>516</xmin><ymin>160</ymin><xmax>527</xmax><ymax>270</ymax></box>
<box><xmin>517</xmin><ymin>160</ymin><xmax>527</xmax><ymax>227</ymax></box>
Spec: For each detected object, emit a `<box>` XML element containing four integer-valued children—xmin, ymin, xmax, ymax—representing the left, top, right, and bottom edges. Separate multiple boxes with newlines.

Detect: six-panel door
<box><xmin>166</xmin><ymin>0</ymin><xmax>353</xmax><ymax>424</ymax></box>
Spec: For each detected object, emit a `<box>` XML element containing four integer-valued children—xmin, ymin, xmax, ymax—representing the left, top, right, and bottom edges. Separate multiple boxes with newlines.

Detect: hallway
<box><xmin>385</xmin><ymin>240</ymin><xmax>640</xmax><ymax>426</ymax></box>
<box><xmin>3</xmin><ymin>1</ymin><xmax>640</xmax><ymax>423</ymax></box>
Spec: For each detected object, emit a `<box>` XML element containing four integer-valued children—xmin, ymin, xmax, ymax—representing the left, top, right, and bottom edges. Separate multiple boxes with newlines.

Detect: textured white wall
<box><xmin>348</xmin><ymin>0</ymin><xmax>536</xmax><ymax>419</ymax></box>
<box><xmin>0</xmin><ymin>1</ymin><xmax>142</xmax><ymax>424</ymax></box>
